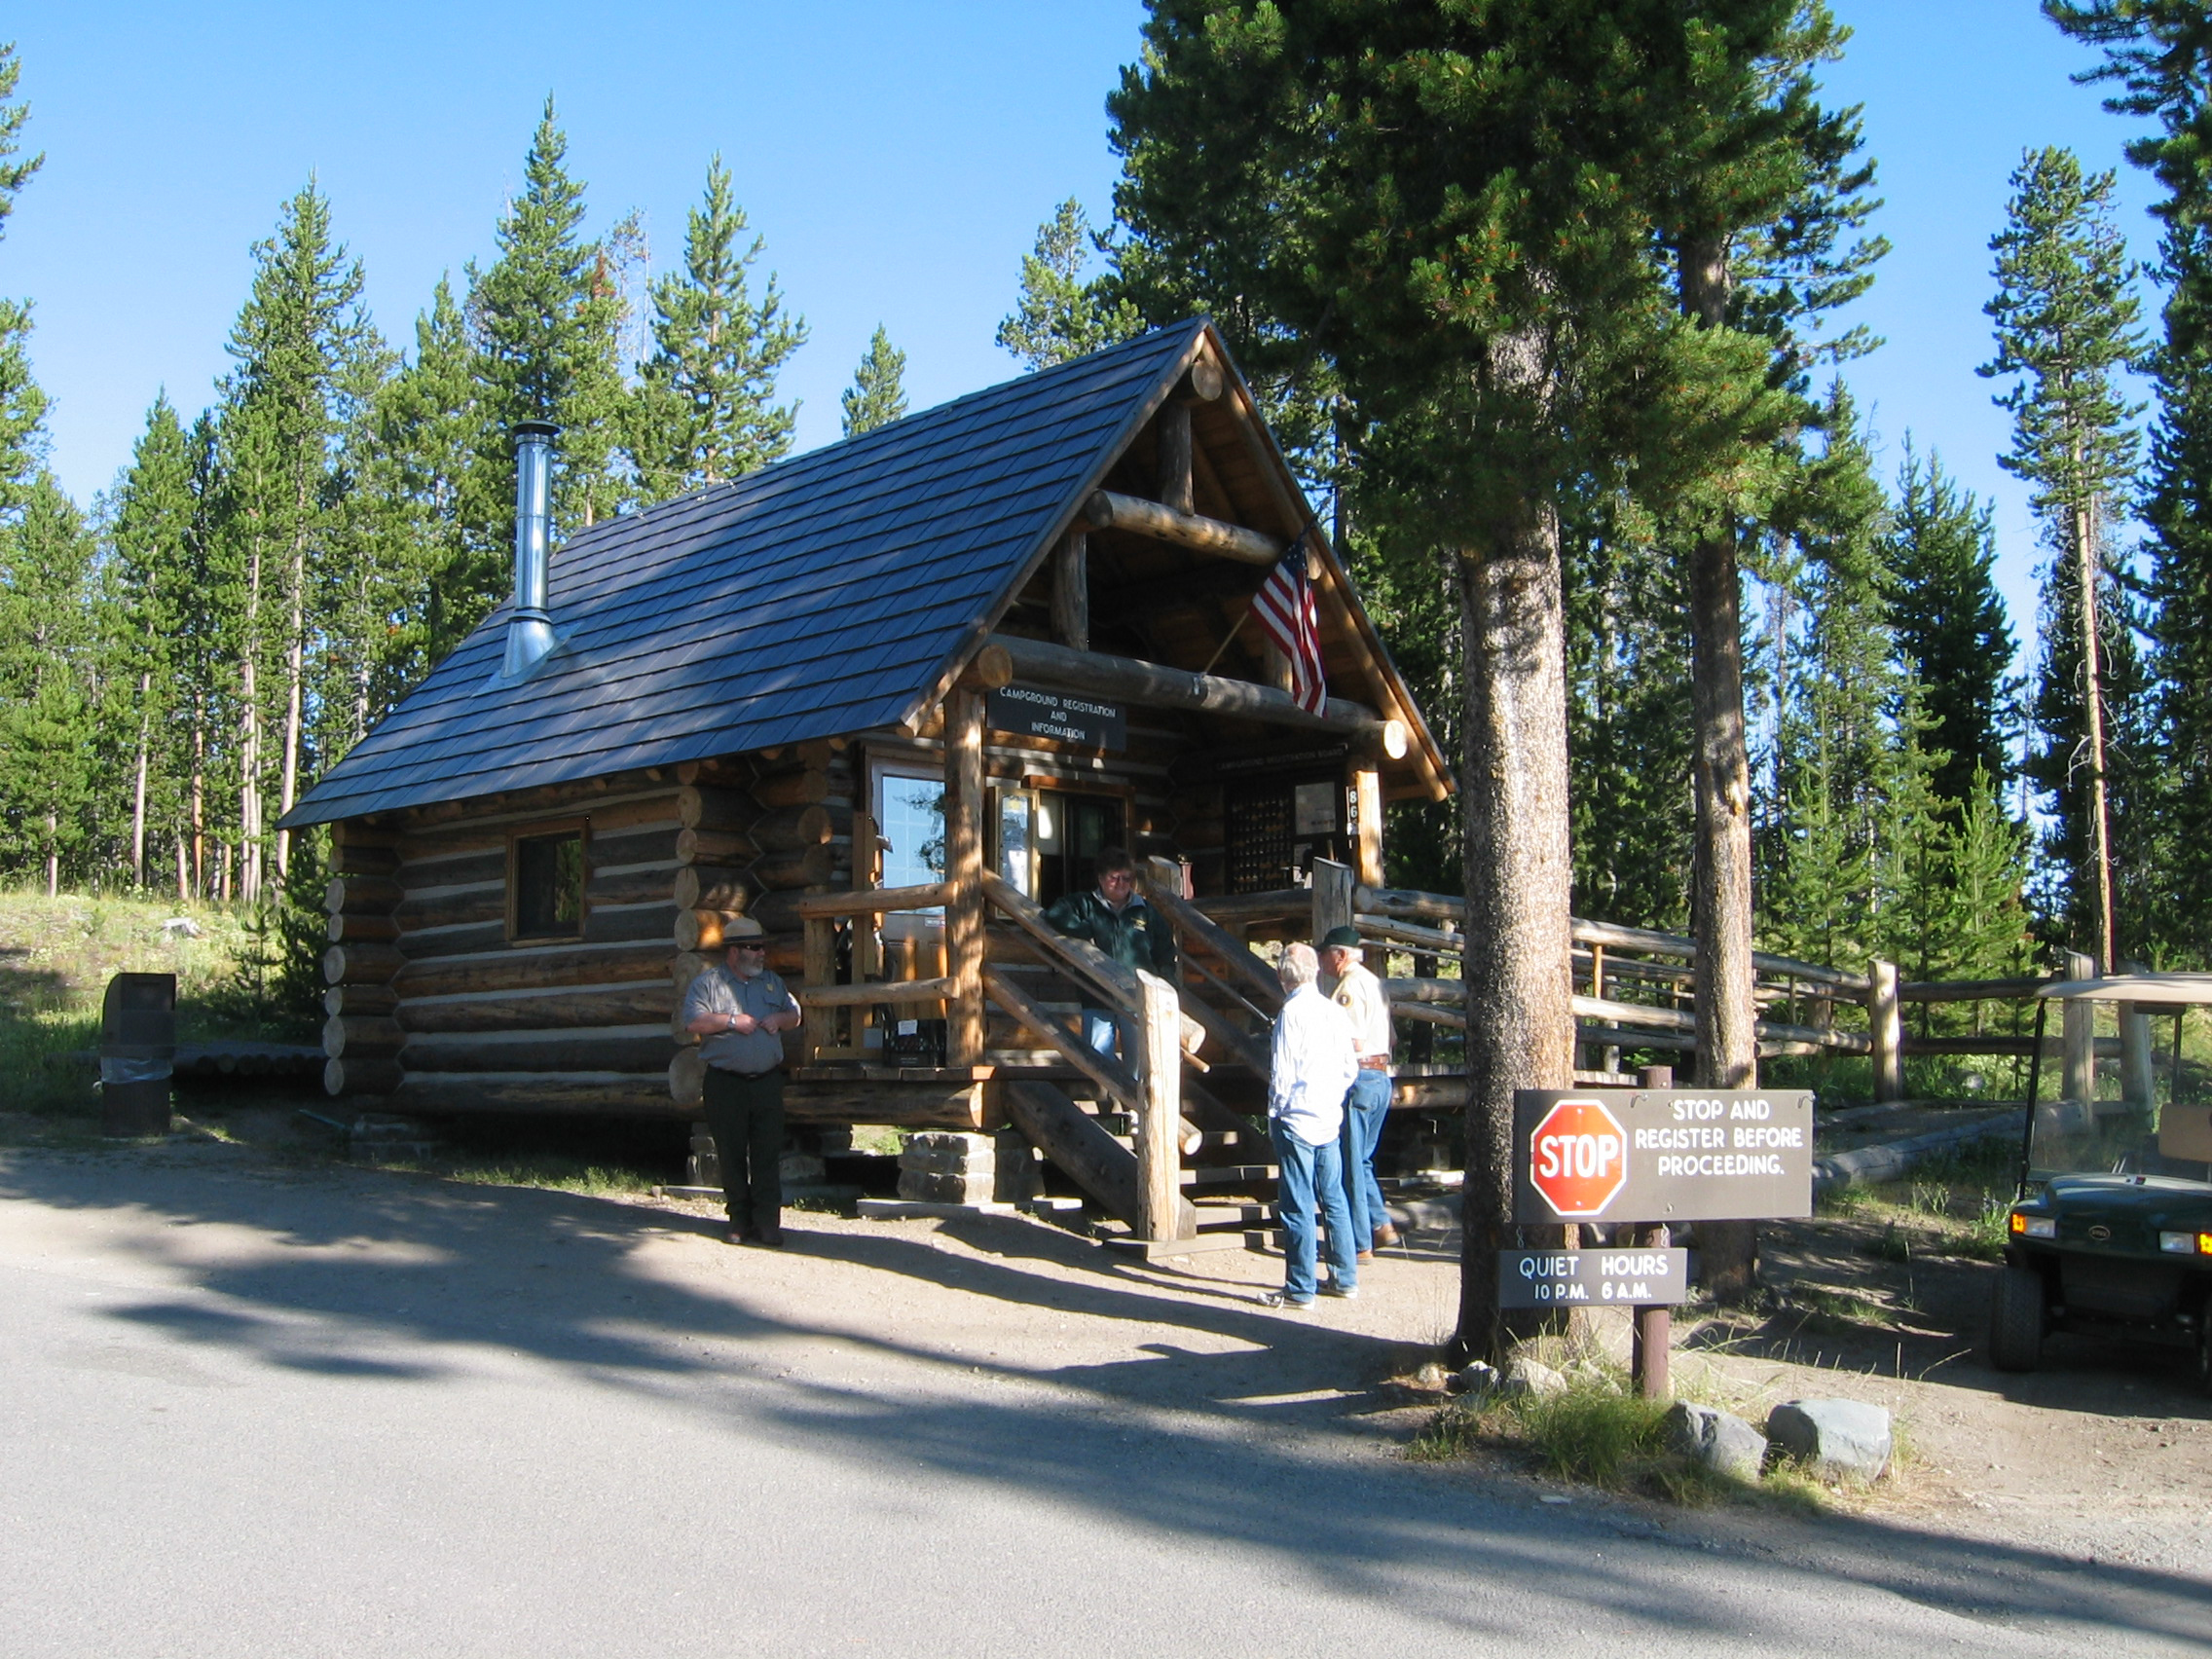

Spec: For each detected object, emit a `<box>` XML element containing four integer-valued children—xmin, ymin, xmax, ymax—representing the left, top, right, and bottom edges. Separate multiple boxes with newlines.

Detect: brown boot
<box><xmin>1372</xmin><ymin>1223</ymin><xmax>1402</xmax><ymax>1250</ymax></box>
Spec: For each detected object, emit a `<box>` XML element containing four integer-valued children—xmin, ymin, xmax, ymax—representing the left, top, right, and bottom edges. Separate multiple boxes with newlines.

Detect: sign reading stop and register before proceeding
<box><xmin>1510</xmin><ymin>1088</ymin><xmax>1816</xmax><ymax>1226</ymax></box>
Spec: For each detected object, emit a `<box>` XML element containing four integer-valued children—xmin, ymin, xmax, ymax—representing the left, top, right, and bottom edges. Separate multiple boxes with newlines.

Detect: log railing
<box><xmin>1192</xmin><ymin>860</ymin><xmax>2108</xmax><ymax>1105</ymax></box>
<box><xmin>978</xmin><ymin>870</ymin><xmax>1190</xmax><ymax>1242</ymax></box>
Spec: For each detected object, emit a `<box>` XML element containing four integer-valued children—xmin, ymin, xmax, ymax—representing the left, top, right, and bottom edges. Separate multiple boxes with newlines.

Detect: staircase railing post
<box><xmin>1135</xmin><ymin>969</ymin><xmax>1185</xmax><ymax>1242</ymax></box>
<box><xmin>943</xmin><ymin>688</ymin><xmax>987</xmax><ymax>1067</ymax></box>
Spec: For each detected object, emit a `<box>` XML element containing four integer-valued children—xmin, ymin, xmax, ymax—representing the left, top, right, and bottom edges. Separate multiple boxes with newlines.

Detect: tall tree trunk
<box><xmin>44</xmin><ymin>809</ymin><xmax>57</xmax><ymax>898</ymax></box>
<box><xmin>191</xmin><ymin>713</ymin><xmax>205</xmax><ymax>900</ymax></box>
<box><xmin>1455</xmin><ymin>476</ymin><xmax>1576</xmax><ymax>1359</ymax></box>
<box><xmin>175</xmin><ymin>835</ymin><xmax>188</xmax><ymax>902</ymax></box>
<box><xmin>1680</xmin><ymin>235</ymin><xmax>1759</xmax><ymax>1301</ymax></box>
<box><xmin>2072</xmin><ymin>479</ymin><xmax>2116</xmax><ymax>973</ymax></box>
<box><xmin>240</xmin><ymin>524</ymin><xmax>266</xmax><ymax>903</ymax></box>
<box><xmin>277</xmin><ymin>534</ymin><xmax>307</xmax><ymax>883</ymax></box>
<box><xmin>130</xmin><ymin>671</ymin><xmax>152</xmax><ymax>889</ymax></box>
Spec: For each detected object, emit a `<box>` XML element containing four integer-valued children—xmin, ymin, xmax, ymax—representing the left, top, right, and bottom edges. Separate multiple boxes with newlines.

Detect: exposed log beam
<box><xmin>1083</xmin><ymin>490</ymin><xmax>1284</xmax><ymax>567</ymax></box>
<box><xmin>988</xmin><ymin>633</ymin><xmax>1409</xmax><ymax>759</ymax></box>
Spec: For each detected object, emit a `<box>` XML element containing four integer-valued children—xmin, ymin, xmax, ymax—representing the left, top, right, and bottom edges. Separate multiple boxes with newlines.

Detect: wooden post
<box><xmin>944</xmin><ymin>688</ymin><xmax>987</xmax><ymax>1067</ymax></box>
<box><xmin>1051</xmin><ymin>530</ymin><xmax>1088</xmax><ymax>653</ymax></box>
<box><xmin>2063</xmin><ymin>948</ymin><xmax>2096</xmax><ymax>1104</ymax></box>
<box><xmin>1868</xmin><ymin>959</ymin><xmax>1904</xmax><ymax>1103</ymax></box>
<box><xmin>1135</xmin><ymin>969</ymin><xmax>1185</xmax><ymax>1242</ymax></box>
<box><xmin>2119</xmin><ymin>958</ymin><xmax>2154</xmax><ymax>1109</ymax></box>
<box><xmin>1311</xmin><ymin>856</ymin><xmax>1354</xmax><ymax>946</ymax></box>
<box><xmin>1158</xmin><ymin>401</ymin><xmax>1194</xmax><ymax>515</ymax></box>
<box><xmin>1633</xmin><ymin>1063</ymin><xmax>1673</xmax><ymax>1400</ymax></box>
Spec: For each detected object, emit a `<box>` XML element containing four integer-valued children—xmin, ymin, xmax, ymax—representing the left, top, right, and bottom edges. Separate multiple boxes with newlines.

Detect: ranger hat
<box><xmin>1318</xmin><ymin>925</ymin><xmax>1362</xmax><ymax>951</ymax></box>
<box><xmin>720</xmin><ymin>916</ymin><xmax>767</xmax><ymax>943</ymax></box>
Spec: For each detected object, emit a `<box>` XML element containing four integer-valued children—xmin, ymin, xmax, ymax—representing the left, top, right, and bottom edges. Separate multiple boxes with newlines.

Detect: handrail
<box><xmin>982</xmin><ymin>964</ymin><xmax>1142</xmax><ymax>1115</ymax></box>
<box><xmin>1140</xmin><ymin>867</ymin><xmax>1285</xmax><ymax>1014</ymax></box>
<box><xmin>978</xmin><ymin>869</ymin><xmax>1142</xmax><ymax>1017</ymax></box>
<box><xmin>793</xmin><ymin>881</ymin><xmax>949</xmax><ymax>919</ymax></box>
<box><xmin>796</xmin><ymin>976</ymin><xmax>955</xmax><ymax>1009</ymax></box>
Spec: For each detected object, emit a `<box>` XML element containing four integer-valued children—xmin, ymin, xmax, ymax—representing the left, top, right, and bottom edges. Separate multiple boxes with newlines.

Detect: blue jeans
<box><xmin>1339</xmin><ymin>1069</ymin><xmax>1391</xmax><ymax>1244</ymax></box>
<box><xmin>1082</xmin><ymin>1009</ymin><xmax>1122</xmax><ymax>1057</ymax></box>
<box><xmin>1272</xmin><ymin>1121</ymin><xmax>1357</xmax><ymax>1301</ymax></box>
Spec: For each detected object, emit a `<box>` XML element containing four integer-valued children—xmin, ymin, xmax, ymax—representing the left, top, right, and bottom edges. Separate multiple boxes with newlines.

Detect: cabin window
<box><xmin>875</xmin><ymin>770</ymin><xmax>946</xmax><ymax>891</ymax></box>
<box><xmin>511</xmin><ymin>827</ymin><xmax>586</xmax><ymax>940</ymax></box>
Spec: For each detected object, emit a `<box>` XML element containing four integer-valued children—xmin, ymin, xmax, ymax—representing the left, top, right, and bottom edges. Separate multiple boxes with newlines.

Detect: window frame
<box><xmin>507</xmin><ymin>818</ymin><xmax>591</xmax><ymax>944</ymax></box>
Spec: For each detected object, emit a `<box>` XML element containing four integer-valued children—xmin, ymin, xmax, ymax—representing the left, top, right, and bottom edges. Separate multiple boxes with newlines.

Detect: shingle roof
<box><xmin>281</xmin><ymin>321</ymin><xmax>1210</xmax><ymax>828</ymax></box>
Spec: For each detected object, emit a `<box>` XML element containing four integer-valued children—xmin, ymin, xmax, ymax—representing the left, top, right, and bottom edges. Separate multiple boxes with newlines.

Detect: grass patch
<box><xmin>1409</xmin><ymin>1371</ymin><xmax>1708</xmax><ymax>1498</ymax></box>
<box><xmin>432</xmin><ymin>1159</ymin><xmax>658</xmax><ymax>1197</ymax></box>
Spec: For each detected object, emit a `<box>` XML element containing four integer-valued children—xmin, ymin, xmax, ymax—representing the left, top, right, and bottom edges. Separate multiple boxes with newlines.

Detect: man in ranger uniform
<box><xmin>1320</xmin><ymin>923</ymin><xmax>1398</xmax><ymax>1257</ymax></box>
<box><xmin>682</xmin><ymin>916</ymin><xmax>804</xmax><ymax>1247</ymax></box>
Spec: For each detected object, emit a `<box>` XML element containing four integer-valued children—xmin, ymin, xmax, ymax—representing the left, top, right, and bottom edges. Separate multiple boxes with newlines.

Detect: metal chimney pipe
<box><xmin>501</xmin><ymin>421</ymin><xmax>560</xmax><ymax>681</ymax></box>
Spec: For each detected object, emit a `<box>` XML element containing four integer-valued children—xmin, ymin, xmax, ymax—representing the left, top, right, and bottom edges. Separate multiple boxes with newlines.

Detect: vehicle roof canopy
<box><xmin>2032</xmin><ymin>973</ymin><xmax>2212</xmax><ymax>1006</ymax></box>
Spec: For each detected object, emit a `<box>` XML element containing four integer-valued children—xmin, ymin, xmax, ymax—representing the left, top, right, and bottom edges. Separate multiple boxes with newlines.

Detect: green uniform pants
<box><xmin>702</xmin><ymin>1066</ymin><xmax>785</xmax><ymax>1235</ymax></box>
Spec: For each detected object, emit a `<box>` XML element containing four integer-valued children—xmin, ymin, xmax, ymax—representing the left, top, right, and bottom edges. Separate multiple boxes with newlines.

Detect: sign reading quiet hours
<box><xmin>1511</xmin><ymin>1088</ymin><xmax>1815</xmax><ymax>1225</ymax></box>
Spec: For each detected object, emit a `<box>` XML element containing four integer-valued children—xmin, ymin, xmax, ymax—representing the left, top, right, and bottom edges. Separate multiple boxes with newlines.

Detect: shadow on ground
<box><xmin>2</xmin><ymin>1143</ymin><xmax>2206</xmax><ymax>1650</ymax></box>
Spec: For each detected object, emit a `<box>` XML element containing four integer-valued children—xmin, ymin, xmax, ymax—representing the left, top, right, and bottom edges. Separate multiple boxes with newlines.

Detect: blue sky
<box><xmin>1</xmin><ymin>2</ymin><xmax>2165</xmax><ymax>658</ymax></box>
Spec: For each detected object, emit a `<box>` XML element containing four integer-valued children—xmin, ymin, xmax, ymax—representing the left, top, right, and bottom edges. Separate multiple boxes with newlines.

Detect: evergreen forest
<box><xmin>4</xmin><ymin>3</ymin><xmax>2212</xmax><ymax>1016</ymax></box>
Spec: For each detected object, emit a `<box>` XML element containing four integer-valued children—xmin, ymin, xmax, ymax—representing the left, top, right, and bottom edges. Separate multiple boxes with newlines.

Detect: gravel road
<box><xmin>0</xmin><ymin>1140</ymin><xmax>2204</xmax><ymax>1657</ymax></box>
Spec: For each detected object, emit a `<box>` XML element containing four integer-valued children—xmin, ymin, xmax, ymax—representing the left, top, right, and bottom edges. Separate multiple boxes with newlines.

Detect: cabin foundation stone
<box><xmin>897</xmin><ymin>1130</ymin><xmax>997</xmax><ymax>1202</ymax></box>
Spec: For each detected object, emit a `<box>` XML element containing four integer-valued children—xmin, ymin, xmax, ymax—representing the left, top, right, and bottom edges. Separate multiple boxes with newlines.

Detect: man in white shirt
<box><xmin>1320</xmin><ymin>924</ymin><xmax>1399</xmax><ymax>1257</ymax></box>
<box><xmin>1263</xmin><ymin>941</ymin><xmax>1360</xmax><ymax>1309</ymax></box>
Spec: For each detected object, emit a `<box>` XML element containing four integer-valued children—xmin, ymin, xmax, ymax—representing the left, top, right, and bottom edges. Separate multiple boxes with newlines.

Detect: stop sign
<box><xmin>1528</xmin><ymin>1097</ymin><xmax>1629</xmax><ymax>1219</ymax></box>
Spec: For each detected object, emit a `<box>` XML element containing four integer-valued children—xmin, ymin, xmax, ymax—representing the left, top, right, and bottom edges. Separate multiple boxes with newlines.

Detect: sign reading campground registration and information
<box><xmin>985</xmin><ymin>683</ymin><xmax>1126</xmax><ymax>751</ymax></box>
<box><xmin>1510</xmin><ymin>1088</ymin><xmax>1815</xmax><ymax>1225</ymax></box>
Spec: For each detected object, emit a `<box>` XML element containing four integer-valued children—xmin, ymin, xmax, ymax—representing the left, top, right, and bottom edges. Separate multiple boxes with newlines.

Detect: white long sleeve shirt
<box><xmin>1268</xmin><ymin>982</ymin><xmax>1359</xmax><ymax>1148</ymax></box>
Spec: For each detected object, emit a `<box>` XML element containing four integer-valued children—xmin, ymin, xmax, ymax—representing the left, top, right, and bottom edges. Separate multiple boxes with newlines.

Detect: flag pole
<box><xmin>1198</xmin><ymin>532</ymin><xmax>1304</xmax><ymax>677</ymax></box>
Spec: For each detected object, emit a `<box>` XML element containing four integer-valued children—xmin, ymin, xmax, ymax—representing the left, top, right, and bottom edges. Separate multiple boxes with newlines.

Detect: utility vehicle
<box><xmin>1993</xmin><ymin>974</ymin><xmax>2212</xmax><ymax>1393</ymax></box>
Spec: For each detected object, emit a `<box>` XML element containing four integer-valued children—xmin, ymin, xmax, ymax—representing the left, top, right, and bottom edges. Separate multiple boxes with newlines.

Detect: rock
<box><xmin>1663</xmin><ymin>1400</ymin><xmax>1767</xmax><ymax>1482</ymax></box>
<box><xmin>1500</xmin><ymin>1356</ymin><xmax>1568</xmax><ymax>1399</ymax></box>
<box><xmin>778</xmin><ymin>1153</ymin><xmax>827</xmax><ymax>1184</ymax></box>
<box><xmin>161</xmin><ymin>917</ymin><xmax>205</xmax><ymax>939</ymax></box>
<box><xmin>899</xmin><ymin>1131</ymin><xmax>996</xmax><ymax>1177</ymax></box>
<box><xmin>1411</xmin><ymin>1361</ymin><xmax>1451</xmax><ymax>1391</ymax></box>
<box><xmin>1765</xmin><ymin>1398</ymin><xmax>1892</xmax><ymax>1482</ymax></box>
<box><xmin>1448</xmin><ymin>1360</ymin><xmax>1500</xmax><ymax>1397</ymax></box>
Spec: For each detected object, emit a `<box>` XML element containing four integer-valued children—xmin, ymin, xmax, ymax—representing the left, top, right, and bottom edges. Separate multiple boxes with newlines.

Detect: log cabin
<box><xmin>280</xmin><ymin>318</ymin><xmax>1453</xmax><ymax>1244</ymax></box>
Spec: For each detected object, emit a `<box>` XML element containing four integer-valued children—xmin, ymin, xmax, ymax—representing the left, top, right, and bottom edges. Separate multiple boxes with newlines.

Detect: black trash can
<box><xmin>99</xmin><ymin>973</ymin><xmax>176</xmax><ymax>1138</ymax></box>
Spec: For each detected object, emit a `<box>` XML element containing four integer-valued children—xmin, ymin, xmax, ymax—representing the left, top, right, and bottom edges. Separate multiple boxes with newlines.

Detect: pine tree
<box><xmin>105</xmin><ymin>393</ymin><xmax>195</xmax><ymax>887</ymax></box>
<box><xmin>996</xmin><ymin>199</ymin><xmax>1140</xmax><ymax>371</ymax></box>
<box><xmin>0</xmin><ymin>39</ymin><xmax>46</xmax><ymax>514</ymax></box>
<box><xmin>2046</xmin><ymin>1</ymin><xmax>2212</xmax><ymax>964</ymax></box>
<box><xmin>1980</xmin><ymin>145</ymin><xmax>2145</xmax><ymax>970</ymax></box>
<box><xmin>840</xmin><ymin>325</ymin><xmax>907</xmax><ymax>437</ymax></box>
<box><xmin>631</xmin><ymin>154</ymin><xmax>806</xmax><ymax>499</ymax></box>
<box><xmin>0</xmin><ymin>473</ymin><xmax>95</xmax><ymax>892</ymax></box>
<box><xmin>212</xmin><ymin>181</ymin><xmax>377</xmax><ymax>896</ymax></box>
<box><xmin>1883</xmin><ymin>441</ymin><xmax>2018</xmax><ymax>811</ymax></box>
<box><xmin>469</xmin><ymin>99</ymin><xmax>629</xmax><ymax>531</ymax></box>
<box><xmin>1110</xmin><ymin>0</ymin><xmax>1818</xmax><ymax>1352</ymax></box>
<box><xmin>377</xmin><ymin>276</ymin><xmax>489</xmax><ymax>670</ymax></box>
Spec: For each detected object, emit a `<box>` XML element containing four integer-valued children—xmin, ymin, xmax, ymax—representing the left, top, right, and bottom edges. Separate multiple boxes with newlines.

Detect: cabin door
<box><xmin>997</xmin><ymin>785</ymin><xmax>1125</xmax><ymax>908</ymax></box>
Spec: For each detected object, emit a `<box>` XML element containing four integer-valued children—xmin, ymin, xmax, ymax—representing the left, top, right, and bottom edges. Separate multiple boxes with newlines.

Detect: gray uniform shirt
<box><xmin>681</xmin><ymin>964</ymin><xmax>799</xmax><ymax>1076</ymax></box>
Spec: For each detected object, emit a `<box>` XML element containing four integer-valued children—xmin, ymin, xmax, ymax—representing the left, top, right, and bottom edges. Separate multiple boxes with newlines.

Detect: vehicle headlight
<box><xmin>2009</xmin><ymin>1212</ymin><xmax>2056</xmax><ymax>1239</ymax></box>
<box><xmin>2157</xmin><ymin>1231</ymin><xmax>2211</xmax><ymax>1255</ymax></box>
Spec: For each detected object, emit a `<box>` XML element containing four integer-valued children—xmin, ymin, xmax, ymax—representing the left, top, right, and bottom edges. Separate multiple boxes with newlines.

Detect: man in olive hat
<box><xmin>1319</xmin><ymin>923</ymin><xmax>1398</xmax><ymax>1256</ymax></box>
<box><xmin>682</xmin><ymin>917</ymin><xmax>803</xmax><ymax>1246</ymax></box>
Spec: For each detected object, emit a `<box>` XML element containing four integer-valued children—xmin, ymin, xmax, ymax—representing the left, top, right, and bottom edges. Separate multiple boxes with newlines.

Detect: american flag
<box><xmin>1250</xmin><ymin>536</ymin><xmax>1327</xmax><ymax>715</ymax></box>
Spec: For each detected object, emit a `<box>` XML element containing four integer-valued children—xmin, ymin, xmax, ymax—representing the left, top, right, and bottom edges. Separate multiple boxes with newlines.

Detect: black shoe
<box><xmin>751</xmin><ymin>1229</ymin><xmax>786</xmax><ymax>1249</ymax></box>
<box><xmin>723</xmin><ymin>1226</ymin><xmax>752</xmax><ymax>1246</ymax></box>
